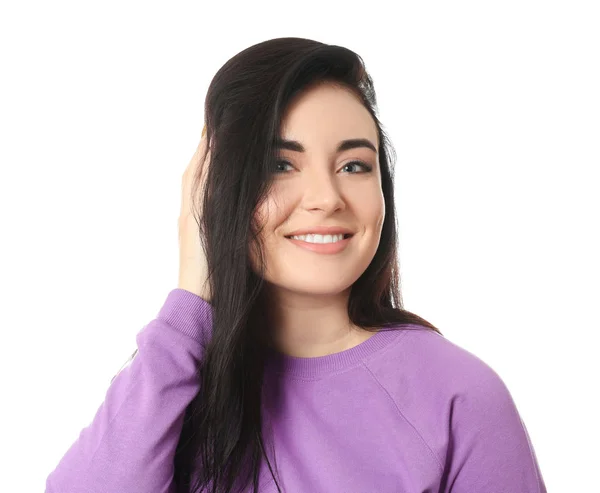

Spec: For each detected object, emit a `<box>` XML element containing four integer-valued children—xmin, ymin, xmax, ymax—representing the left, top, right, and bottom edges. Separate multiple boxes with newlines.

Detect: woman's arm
<box><xmin>440</xmin><ymin>365</ymin><xmax>547</xmax><ymax>492</ymax></box>
<box><xmin>45</xmin><ymin>288</ymin><xmax>212</xmax><ymax>493</ymax></box>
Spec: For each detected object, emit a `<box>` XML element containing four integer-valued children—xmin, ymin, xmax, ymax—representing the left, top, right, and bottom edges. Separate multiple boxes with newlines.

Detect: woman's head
<box><xmin>176</xmin><ymin>37</ymin><xmax>440</xmax><ymax>493</ymax></box>
<box><xmin>199</xmin><ymin>37</ymin><xmax>404</xmax><ymax>323</ymax></box>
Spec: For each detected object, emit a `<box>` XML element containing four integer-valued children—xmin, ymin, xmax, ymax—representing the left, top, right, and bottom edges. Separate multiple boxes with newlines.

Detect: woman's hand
<box><xmin>178</xmin><ymin>125</ymin><xmax>212</xmax><ymax>302</ymax></box>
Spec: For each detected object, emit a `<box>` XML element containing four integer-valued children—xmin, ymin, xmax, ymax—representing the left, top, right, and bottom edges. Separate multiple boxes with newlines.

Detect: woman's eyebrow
<box><xmin>274</xmin><ymin>138</ymin><xmax>377</xmax><ymax>154</ymax></box>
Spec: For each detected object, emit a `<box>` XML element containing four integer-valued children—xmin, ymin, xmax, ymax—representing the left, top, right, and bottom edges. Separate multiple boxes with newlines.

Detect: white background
<box><xmin>1</xmin><ymin>1</ymin><xmax>598</xmax><ymax>491</ymax></box>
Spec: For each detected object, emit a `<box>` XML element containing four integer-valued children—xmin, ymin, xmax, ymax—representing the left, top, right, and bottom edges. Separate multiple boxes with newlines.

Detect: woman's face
<box><xmin>252</xmin><ymin>82</ymin><xmax>385</xmax><ymax>297</ymax></box>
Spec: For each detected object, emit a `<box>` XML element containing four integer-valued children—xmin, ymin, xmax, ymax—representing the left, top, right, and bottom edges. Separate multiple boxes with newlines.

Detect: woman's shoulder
<box><xmin>368</xmin><ymin>325</ymin><xmax>516</xmax><ymax>462</ymax></box>
<box><xmin>370</xmin><ymin>324</ymin><xmax>509</xmax><ymax>405</ymax></box>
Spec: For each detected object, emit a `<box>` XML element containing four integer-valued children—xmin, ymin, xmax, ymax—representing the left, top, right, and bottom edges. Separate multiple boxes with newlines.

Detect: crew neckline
<box><xmin>264</xmin><ymin>326</ymin><xmax>410</xmax><ymax>379</ymax></box>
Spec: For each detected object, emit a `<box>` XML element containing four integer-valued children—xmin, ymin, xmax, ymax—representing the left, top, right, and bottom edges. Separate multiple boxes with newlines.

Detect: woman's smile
<box><xmin>285</xmin><ymin>233</ymin><xmax>354</xmax><ymax>254</ymax></box>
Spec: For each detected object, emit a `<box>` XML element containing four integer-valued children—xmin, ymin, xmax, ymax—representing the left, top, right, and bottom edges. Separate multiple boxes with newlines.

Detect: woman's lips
<box><xmin>284</xmin><ymin>234</ymin><xmax>353</xmax><ymax>254</ymax></box>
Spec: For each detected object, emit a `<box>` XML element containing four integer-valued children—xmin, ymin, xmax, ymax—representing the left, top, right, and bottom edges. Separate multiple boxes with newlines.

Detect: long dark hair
<box><xmin>172</xmin><ymin>37</ymin><xmax>443</xmax><ymax>493</ymax></box>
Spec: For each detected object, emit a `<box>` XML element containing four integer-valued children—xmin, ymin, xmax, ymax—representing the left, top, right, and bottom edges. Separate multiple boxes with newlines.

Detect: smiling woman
<box><xmin>45</xmin><ymin>37</ymin><xmax>547</xmax><ymax>493</ymax></box>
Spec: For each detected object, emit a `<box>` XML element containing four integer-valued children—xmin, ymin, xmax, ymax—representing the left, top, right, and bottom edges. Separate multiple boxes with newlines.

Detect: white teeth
<box><xmin>290</xmin><ymin>234</ymin><xmax>345</xmax><ymax>244</ymax></box>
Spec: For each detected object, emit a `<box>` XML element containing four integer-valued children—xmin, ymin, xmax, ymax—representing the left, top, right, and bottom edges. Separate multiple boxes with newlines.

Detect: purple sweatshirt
<box><xmin>45</xmin><ymin>288</ymin><xmax>547</xmax><ymax>492</ymax></box>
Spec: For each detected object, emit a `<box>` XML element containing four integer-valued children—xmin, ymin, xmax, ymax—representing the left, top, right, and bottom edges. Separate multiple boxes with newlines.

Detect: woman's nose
<box><xmin>300</xmin><ymin>168</ymin><xmax>346</xmax><ymax>213</ymax></box>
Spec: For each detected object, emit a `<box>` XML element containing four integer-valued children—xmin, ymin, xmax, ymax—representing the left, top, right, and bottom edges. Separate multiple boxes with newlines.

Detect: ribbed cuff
<box><xmin>156</xmin><ymin>288</ymin><xmax>213</xmax><ymax>345</ymax></box>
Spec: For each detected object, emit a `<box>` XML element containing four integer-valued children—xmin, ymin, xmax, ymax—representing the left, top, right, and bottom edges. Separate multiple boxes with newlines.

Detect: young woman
<box><xmin>45</xmin><ymin>37</ymin><xmax>547</xmax><ymax>493</ymax></box>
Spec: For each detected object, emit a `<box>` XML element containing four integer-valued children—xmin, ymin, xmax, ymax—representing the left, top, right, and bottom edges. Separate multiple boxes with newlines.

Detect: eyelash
<box><xmin>273</xmin><ymin>160</ymin><xmax>373</xmax><ymax>174</ymax></box>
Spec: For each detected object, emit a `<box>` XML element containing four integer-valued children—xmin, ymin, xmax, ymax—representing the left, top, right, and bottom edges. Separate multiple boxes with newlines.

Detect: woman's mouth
<box><xmin>284</xmin><ymin>234</ymin><xmax>354</xmax><ymax>254</ymax></box>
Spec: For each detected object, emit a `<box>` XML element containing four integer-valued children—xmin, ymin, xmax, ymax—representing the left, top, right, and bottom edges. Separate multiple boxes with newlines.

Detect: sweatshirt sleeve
<box><xmin>45</xmin><ymin>288</ymin><xmax>213</xmax><ymax>493</ymax></box>
<box><xmin>441</xmin><ymin>365</ymin><xmax>547</xmax><ymax>493</ymax></box>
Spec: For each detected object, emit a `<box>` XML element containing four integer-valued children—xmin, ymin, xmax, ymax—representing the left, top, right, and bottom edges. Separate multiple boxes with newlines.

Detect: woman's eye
<box><xmin>274</xmin><ymin>160</ymin><xmax>293</xmax><ymax>173</ymax></box>
<box><xmin>341</xmin><ymin>161</ymin><xmax>373</xmax><ymax>173</ymax></box>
